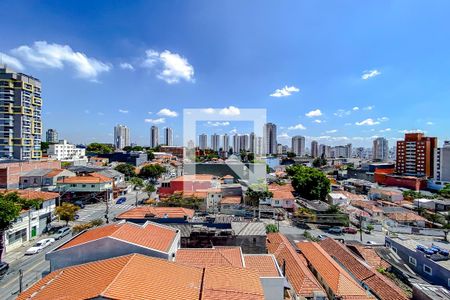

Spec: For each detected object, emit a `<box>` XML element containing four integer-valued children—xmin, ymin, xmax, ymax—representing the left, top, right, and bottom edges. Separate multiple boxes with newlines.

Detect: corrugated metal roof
<box><xmin>231</xmin><ymin>222</ymin><xmax>266</xmax><ymax>236</ymax></box>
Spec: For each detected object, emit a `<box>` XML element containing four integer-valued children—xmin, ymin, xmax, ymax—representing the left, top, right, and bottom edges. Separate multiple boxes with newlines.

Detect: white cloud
<box><xmin>379</xmin><ymin>128</ymin><xmax>391</xmax><ymax>133</ymax></box>
<box><xmin>143</xmin><ymin>49</ymin><xmax>194</xmax><ymax>84</ymax></box>
<box><xmin>270</xmin><ymin>85</ymin><xmax>300</xmax><ymax>97</ymax></box>
<box><xmin>148</xmin><ymin>111</ymin><xmax>153</xmax><ymax>115</ymax></box>
<box><xmin>313</xmin><ymin>119</ymin><xmax>322</xmax><ymax>124</ymax></box>
<box><xmin>277</xmin><ymin>133</ymin><xmax>290</xmax><ymax>139</ymax></box>
<box><xmin>305</xmin><ymin>109</ymin><xmax>322</xmax><ymax>118</ymax></box>
<box><xmin>157</xmin><ymin>108</ymin><xmax>178</xmax><ymax>117</ymax></box>
<box><xmin>203</xmin><ymin>108</ymin><xmax>215</xmax><ymax>114</ymax></box>
<box><xmin>0</xmin><ymin>52</ymin><xmax>24</xmax><ymax>71</ymax></box>
<box><xmin>361</xmin><ymin>69</ymin><xmax>381</xmax><ymax>80</ymax></box>
<box><xmin>230</xmin><ymin>128</ymin><xmax>238</xmax><ymax>134</ymax></box>
<box><xmin>118</xmin><ymin>109</ymin><xmax>129</xmax><ymax>114</ymax></box>
<box><xmin>144</xmin><ymin>118</ymin><xmax>165</xmax><ymax>124</ymax></box>
<box><xmin>219</xmin><ymin>106</ymin><xmax>240</xmax><ymax>116</ymax></box>
<box><xmin>398</xmin><ymin>129</ymin><xmax>425</xmax><ymax>134</ymax></box>
<box><xmin>352</xmin><ymin>106</ymin><xmax>359</xmax><ymax>111</ymax></box>
<box><xmin>11</xmin><ymin>41</ymin><xmax>111</xmax><ymax>80</ymax></box>
<box><xmin>377</xmin><ymin>116</ymin><xmax>389</xmax><ymax>122</ymax></box>
<box><xmin>426</xmin><ymin>121</ymin><xmax>434</xmax><ymax>125</ymax></box>
<box><xmin>119</xmin><ymin>62</ymin><xmax>134</xmax><ymax>70</ymax></box>
<box><xmin>207</xmin><ymin>121</ymin><xmax>230</xmax><ymax>127</ymax></box>
<box><xmin>363</xmin><ymin>105</ymin><xmax>374</xmax><ymax>110</ymax></box>
<box><xmin>325</xmin><ymin>129</ymin><xmax>338</xmax><ymax>134</ymax></box>
<box><xmin>334</xmin><ymin>109</ymin><xmax>352</xmax><ymax>117</ymax></box>
<box><xmin>355</xmin><ymin>118</ymin><xmax>380</xmax><ymax>126</ymax></box>
<box><xmin>288</xmin><ymin>123</ymin><xmax>306</xmax><ymax>130</ymax></box>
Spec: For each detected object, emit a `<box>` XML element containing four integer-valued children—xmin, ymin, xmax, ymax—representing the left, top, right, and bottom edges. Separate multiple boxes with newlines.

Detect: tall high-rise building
<box><xmin>264</xmin><ymin>123</ymin><xmax>277</xmax><ymax>155</ymax></box>
<box><xmin>291</xmin><ymin>136</ymin><xmax>305</xmax><ymax>156</ymax></box>
<box><xmin>114</xmin><ymin>125</ymin><xmax>130</xmax><ymax>150</ymax></box>
<box><xmin>330</xmin><ymin>144</ymin><xmax>352</xmax><ymax>158</ymax></box>
<box><xmin>232</xmin><ymin>134</ymin><xmax>240</xmax><ymax>153</ymax></box>
<box><xmin>396</xmin><ymin>133</ymin><xmax>437</xmax><ymax>177</ymax></box>
<box><xmin>150</xmin><ymin>126</ymin><xmax>159</xmax><ymax>148</ymax></box>
<box><xmin>319</xmin><ymin>144</ymin><xmax>331</xmax><ymax>158</ymax></box>
<box><xmin>222</xmin><ymin>134</ymin><xmax>229</xmax><ymax>152</ymax></box>
<box><xmin>256</xmin><ymin>137</ymin><xmax>263</xmax><ymax>156</ymax></box>
<box><xmin>249</xmin><ymin>132</ymin><xmax>256</xmax><ymax>153</ymax></box>
<box><xmin>164</xmin><ymin>127</ymin><xmax>173</xmax><ymax>146</ymax></box>
<box><xmin>311</xmin><ymin>140</ymin><xmax>319</xmax><ymax>158</ymax></box>
<box><xmin>239</xmin><ymin>134</ymin><xmax>249</xmax><ymax>151</ymax></box>
<box><xmin>46</xmin><ymin>129</ymin><xmax>58</xmax><ymax>144</ymax></box>
<box><xmin>211</xmin><ymin>133</ymin><xmax>220</xmax><ymax>152</ymax></box>
<box><xmin>434</xmin><ymin>141</ymin><xmax>450</xmax><ymax>182</ymax></box>
<box><xmin>0</xmin><ymin>65</ymin><xmax>42</xmax><ymax>160</ymax></box>
<box><xmin>199</xmin><ymin>134</ymin><xmax>208</xmax><ymax>150</ymax></box>
<box><xmin>373</xmin><ymin>137</ymin><xmax>389</xmax><ymax>161</ymax></box>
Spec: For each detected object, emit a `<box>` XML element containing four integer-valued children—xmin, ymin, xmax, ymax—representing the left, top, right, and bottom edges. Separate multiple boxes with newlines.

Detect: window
<box><xmin>423</xmin><ymin>265</ymin><xmax>432</xmax><ymax>275</ymax></box>
<box><xmin>91</xmin><ymin>185</ymin><xmax>95</xmax><ymax>188</ymax></box>
<box><xmin>391</xmin><ymin>247</ymin><xmax>397</xmax><ymax>254</ymax></box>
<box><xmin>409</xmin><ymin>256</ymin><xmax>417</xmax><ymax>266</ymax></box>
<box><xmin>71</xmin><ymin>184</ymin><xmax>77</xmax><ymax>187</ymax></box>
<box><xmin>82</xmin><ymin>184</ymin><xmax>86</xmax><ymax>188</ymax></box>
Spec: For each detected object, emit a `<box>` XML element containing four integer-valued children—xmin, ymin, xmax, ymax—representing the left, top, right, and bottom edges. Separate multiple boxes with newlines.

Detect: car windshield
<box><xmin>36</xmin><ymin>242</ymin><xmax>44</xmax><ymax>246</ymax></box>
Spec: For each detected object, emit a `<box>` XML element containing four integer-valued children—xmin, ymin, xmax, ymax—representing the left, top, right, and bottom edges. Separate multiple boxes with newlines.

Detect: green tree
<box><xmin>287</xmin><ymin>152</ymin><xmax>296</xmax><ymax>158</ymax></box>
<box><xmin>129</xmin><ymin>177</ymin><xmax>144</xmax><ymax>189</ymax></box>
<box><xmin>55</xmin><ymin>203</ymin><xmax>80</xmax><ymax>225</ymax></box>
<box><xmin>439</xmin><ymin>184</ymin><xmax>450</xmax><ymax>199</ymax></box>
<box><xmin>144</xmin><ymin>183</ymin><xmax>156</xmax><ymax>193</ymax></box>
<box><xmin>312</xmin><ymin>157</ymin><xmax>327</xmax><ymax>168</ymax></box>
<box><xmin>86</xmin><ymin>143</ymin><xmax>113</xmax><ymax>154</ymax></box>
<box><xmin>245</xmin><ymin>184</ymin><xmax>273</xmax><ymax>207</ymax></box>
<box><xmin>0</xmin><ymin>192</ymin><xmax>42</xmax><ymax>259</ymax></box>
<box><xmin>247</xmin><ymin>152</ymin><xmax>255</xmax><ymax>162</ymax></box>
<box><xmin>146</xmin><ymin>150</ymin><xmax>155</xmax><ymax>161</ymax></box>
<box><xmin>114</xmin><ymin>163</ymin><xmax>136</xmax><ymax>179</ymax></box>
<box><xmin>41</xmin><ymin>141</ymin><xmax>50</xmax><ymax>153</ymax></box>
<box><xmin>139</xmin><ymin>164</ymin><xmax>166</xmax><ymax>180</ymax></box>
<box><xmin>366</xmin><ymin>224</ymin><xmax>374</xmax><ymax>233</ymax></box>
<box><xmin>266</xmin><ymin>224</ymin><xmax>279</xmax><ymax>233</ymax></box>
<box><xmin>287</xmin><ymin>165</ymin><xmax>330</xmax><ymax>201</ymax></box>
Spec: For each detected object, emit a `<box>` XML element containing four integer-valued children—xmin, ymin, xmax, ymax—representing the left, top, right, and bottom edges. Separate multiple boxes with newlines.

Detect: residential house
<box><xmin>266</xmin><ymin>183</ymin><xmax>296</xmax><ymax>211</ymax></box>
<box><xmin>385</xmin><ymin>211</ymin><xmax>427</xmax><ymax>228</ymax></box>
<box><xmin>369</xmin><ymin>187</ymin><xmax>404</xmax><ymax>203</ymax></box>
<box><xmin>158</xmin><ymin>174</ymin><xmax>218</xmax><ymax>196</ymax></box>
<box><xmin>56</xmin><ymin>172</ymin><xmax>113</xmax><ymax>202</ymax></box>
<box><xmin>115</xmin><ymin>206</ymin><xmax>195</xmax><ymax>223</ymax></box>
<box><xmin>46</xmin><ymin>221</ymin><xmax>180</xmax><ymax>271</ymax></box>
<box><xmin>230</xmin><ymin>222</ymin><xmax>267</xmax><ymax>254</ymax></box>
<box><xmin>2</xmin><ymin>190</ymin><xmax>59</xmax><ymax>252</ymax></box>
<box><xmin>19</xmin><ymin>253</ymin><xmax>265</xmax><ymax>300</ymax></box>
<box><xmin>297</xmin><ymin>241</ymin><xmax>374</xmax><ymax>300</ymax></box>
<box><xmin>327</xmin><ymin>192</ymin><xmax>349</xmax><ymax>206</ymax></box>
<box><xmin>0</xmin><ymin>159</ymin><xmax>61</xmax><ymax>189</ymax></box>
<box><xmin>19</xmin><ymin>168</ymin><xmax>75</xmax><ymax>189</ymax></box>
<box><xmin>220</xmin><ymin>195</ymin><xmax>242</xmax><ymax>214</ymax></box>
<box><xmin>88</xmin><ymin>156</ymin><xmax>109</xmax><ymax>166</ymax></box>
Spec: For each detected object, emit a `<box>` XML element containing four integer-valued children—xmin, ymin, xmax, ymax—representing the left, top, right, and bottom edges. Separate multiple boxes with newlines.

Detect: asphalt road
<box><xmin>0</xmin><ymin>191</ymin><xmax>145</xmax><ymax>299</ymax></box>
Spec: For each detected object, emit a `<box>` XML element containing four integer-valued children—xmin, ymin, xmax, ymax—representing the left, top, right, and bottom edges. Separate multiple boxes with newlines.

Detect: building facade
<box><xmin>434</xmin><ymin>141</ymin><xmax>450</xmax><ymax>183</ymax></box>
<box><xmin>114</xmin><ymin>124</ymin><xmax>130</xmax><ymax>150</ymax></box>
<box><xmin>291</xmin><ymin>136</ymin><xmax>305</xmax><ymax>156</ymax></box>
<box><xmin>396</xmin><ymin>133</ymin><xmax>437</xmax><ymax>177</ymax></box>
<box><xmin>311</xmin><ymin>140</ymin><xmax>319</xmax><ymax>158</ymax></box>
<box><xmin>46</xmin><ymin>129</ymin><xmax>58</xmax><ymax>143</ymax></box>
<box><xmin>150</xmin><ymin>126</ymin><xmax>159</xmax><ymax>148</ymax></box>
<box><xmin>222</xmin><ymin>134</ymin><xmax>229</xmax><ymax>152</ymax></box>
<box><xmin>264</xmin><ymin>123</ymin><xmax>277</xmax><ymax>155</ymax></box>
<box><xmin>164</xmin><ymin>127</ymin><xmax>173</xmax><ymax>146</ymax></box>
<box><xmin>211</xmin><ymin>133</ymin><xmax>220</xmax><ymax>152</ymax></box>
<box><xmin>0</xmin><ymin>65</ymin><xmax>42</xmax><ymax>160</ymax></box>
<box><xmin>373</xmin><ymin>137</ymin><xmax>389</xmax><ymax>161</ymax></box>
<box><xmin>198</xmin><ymin>133</ymin><xmax>207</xmax><ymax>150</ymax></box>
<box><xmin>48</xmin><ymin>140</ymin><xmax>86</xmax><ymax>161</ymax></box>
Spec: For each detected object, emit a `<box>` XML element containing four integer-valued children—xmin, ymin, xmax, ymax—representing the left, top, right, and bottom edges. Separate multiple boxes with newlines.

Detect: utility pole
<box><xmin>359</xmin><ymin>213</ymin><xmax>363</xmax><ymax>242</ymax></box>
<box><xmin>18</xmin><ymin>269</ymin><xmax>23</xmax><ymax>293</ymax></box>
<box><xmin>105</xmin><ymin>188</ymin><xmax>109</xmax><ymax>224</ymax></box>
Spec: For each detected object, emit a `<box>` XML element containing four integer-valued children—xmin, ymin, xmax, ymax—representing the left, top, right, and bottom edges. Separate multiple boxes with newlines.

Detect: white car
<box><xmin>25</xmin><ymin>238</ymin><xmax>55</xmax><ymax>255</ymax></box>
<box><xmin>366</xmin><ymin>240</ymin><xmax>377</xmax><ymax>245</ymax></box>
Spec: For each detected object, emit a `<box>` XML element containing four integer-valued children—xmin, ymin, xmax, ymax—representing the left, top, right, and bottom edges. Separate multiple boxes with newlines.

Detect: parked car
<box><xmin>116</xmin><ymin>197</ymin><xmax>127</xmax><ymax>204</ymax></box>
<box><xmin>74</xmin><ymin>201</ymin><xmax>85</xmax><ymax>209</ymax></box>
<box><xmin>53</xmin><ymin>227</ymin><xmax>71</xmax><ymax>240</ymax></box>
<box><xmin>25</xmin><ymin>238</ymin><xmax>55</xmax><ymax>255</ymax></box>
<box><xmin>316</xmin><ymin>234</ymin><xmax>328</xmax><ymax>240</ymax></box>
<box><xmin>366</xmin><ymin>240</ymin><xmax>377</xmax><ymax>245</ymax></box>
<box><xmin>0</xmin><ymin>261</ymin><xmax>9</xmax><ymax>279</ymax></box>
<box><xmin>328</xmin><ymin>227</ymin><xmax>343</xmax><ymax>235</ymax></box>
<box><xmin>343</xmin><ymin>227</ymin><xmax>357</xmax><ymax>234</ymax></box>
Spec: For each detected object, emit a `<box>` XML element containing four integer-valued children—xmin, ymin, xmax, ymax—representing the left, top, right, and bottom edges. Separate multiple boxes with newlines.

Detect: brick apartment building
<box><xmin>396</xmin><ymin>133</ymin><xmax>437</xmax><ymax>177</ymax></box>
<box><xmin>0</xmin><ymin>159</ymin><xmax>61</xmax><ymax>188</ymax></box>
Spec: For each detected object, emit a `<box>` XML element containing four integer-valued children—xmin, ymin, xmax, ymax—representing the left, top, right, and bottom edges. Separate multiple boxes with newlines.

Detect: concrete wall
<box><xmin>260</xmin><ymin>277</ymin><xmax>284</xmax><ymax>300</ymax></box>
<box><xmin>47</xmin><ymin>237</ymin><xmax>172</xmax><ymax>271</ymax></box>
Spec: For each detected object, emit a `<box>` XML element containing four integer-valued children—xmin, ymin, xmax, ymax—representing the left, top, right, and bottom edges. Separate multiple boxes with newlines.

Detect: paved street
<box><xmin>0</xmin><ymin>190</ymin><xmax>146</xmax><ymax>299</ymax></box>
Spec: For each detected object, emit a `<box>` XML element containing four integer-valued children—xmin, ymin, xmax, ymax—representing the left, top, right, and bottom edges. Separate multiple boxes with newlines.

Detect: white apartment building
<box><xmin>292</xmin><ymin>136</ymin><xmax>305</xmax><ymax>156</ymax></box>
<box><xmin>48</xmin><ymin>140</ymin><xmax>86</xmax><ymax>162</ymax></box>
<box><xmin>434</xmin><ymin>141</ymin><xmax>450</xmax><ymax>183</ymax></box>
<box><xmin>114</xmin><ymin>124</ymin><xmax>130</xmax><ymax>150</ymax></box>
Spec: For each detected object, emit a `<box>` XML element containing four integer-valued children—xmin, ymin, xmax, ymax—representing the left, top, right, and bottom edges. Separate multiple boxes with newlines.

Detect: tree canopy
<box><xmin>114</xmin><ymin>163</ymin><xmax>136</xmax><ymax>178</ymax></box>
<box><xmin>245</xmin><ymin>183</ymin><xmax>273</xmax><ymax>207</ymax></box>
<box><xmin>86</xmin><ymin>143</ymin><xmax>113</xmax><ymax>154</ymax></box>
<box><xmin>129</xmin><ymin>177</ymin><xmax>145</xmax><ymax>188</ymax></box>
<box><xmin>287</xmin><ymin>165</ymin><xmax>330</xmax><ymax>201</ymax></box>
<box><xmin>55</xmin><ymin>202</ymin><xmax>80</xmax><ymax>225</ymax></box>
<box><xmin>439</xmin><ymin>184</ymin><xmax>450</xmax><ymax>199</ymax></box>
<box><xmin>139</xmin><ymin>164</ymin><xmax>166</xmax><ymax>180</ymax></box>
<box><xmin>123</xmin><ymin>146</ymin><xmax>144</xmax><ymax>152</ymax></box>
<box><xmin>312</xmin><ymin>157</ymin><xmax>327</xmax><ymax>168</ymax></box>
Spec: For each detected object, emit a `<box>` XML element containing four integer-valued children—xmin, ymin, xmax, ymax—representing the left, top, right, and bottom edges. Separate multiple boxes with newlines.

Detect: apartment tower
<box><xmin>396</xmin><ymin>133</ymin><xmax>437</xmax><ymax>177</ymax></box>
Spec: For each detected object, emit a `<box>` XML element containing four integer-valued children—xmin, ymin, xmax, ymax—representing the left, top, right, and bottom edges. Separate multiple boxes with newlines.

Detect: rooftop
<box><xmin>385</xmin><ymin>212</ymin><xmax>427</xmax><ymax>222</ymax></box>
<box><xmin>0</xmin><ymin>189</ymin><xmax>59</xmax><ymax>201</ymax></box>
<box><xmin>231</xmin><ymin>222</ymin><xmax>266</xmax><ymax>236</ymax></box>
<box><xmin>297</xmin><ymin>241</ymin><xmax>373</xmax><ymax>300</ymax></box>
<box><xmin>220</xmin><ymin>195</ymin><xmax>241</xmax><ymax>204</ymax></box>
<box><xmin>56</xmin><ymin>221</ymin><xmax>178</xmax><ymax>253</ymax></box>
<box><xmin>268</xmin><ymin>183</ymin><xmax>295</xmax><ymax>200</ymax></box>
<box><xmin>57</xmin><ymin>172</ymin><xmax>112</xmax><ymax>184</ymax></box>
<box><xmin>243</xmin><ymin>254</ymin><xmax>281</xmax><ymax>277</ymax></box>
<box><xmin>176</xmin><ymin>246</ymin><xmax>244</xmax><ymax>268</ymax></box>
<box><xmin>172</xmin><ymin>174</ymin><xmax>216</xmax><ymax>182</ymax></box>
<box><xmin>116</xmin><ymin>206</ymin><xmax>195</xmax><ymax>220</ymax></box>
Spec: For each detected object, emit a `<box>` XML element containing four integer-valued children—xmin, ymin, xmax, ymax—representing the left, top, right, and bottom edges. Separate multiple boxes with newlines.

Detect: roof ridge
<box><xmin>217</xmin><ymin>248</ymin><xmax>237</xmax><ymax>267</ymax></box>
<box><xmin>28</xmin><ymin>270</ymin><xmax>65</xmax><ymax>299</ymax></box>
<box><xmin>100</xmin><ymin>254</ymin><xmax>137</xmax><ymax>297</ymax></box>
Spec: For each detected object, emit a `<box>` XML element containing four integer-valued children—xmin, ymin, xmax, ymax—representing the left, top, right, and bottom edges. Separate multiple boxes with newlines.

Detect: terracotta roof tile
<box><xmin>319</xmin><ymin>238</ymin><xmax>408</xmax><ymax>300</ymax></box>
<box><xmin>297</xmin><ymin>241</ymin><xmax>373</xmax><ymax>300</ymax></box>
<box><xmin>244</xmin><ymin>254</ymin><xmax>280</xmax><ymax>277</ymax></box>
<box><xmin>220</xmin><ymin>196</ymin><xmax>241</xmax><ymax>205</ymax></box>
<box><xmin>347</xmin><ymin>244</ymin><xmax>390</xmax><ymax>269</ymax></box>
<box><xmin>58</xmin><ymin>221</ymin><xmax>177</xmax><ymax>252</ymax></box>
<box><xmin>268</xmin><ymin>183</ymin><xmax>295</xmax><ymax>200</ymax></box>
<box><xmin>0</xmin><ymin>189</ymin><xmax>59</xmax><ymax>201</ymax></box>
<box><xmin>176</xmin><ymin>247</ymin><xmax>244</xmax><ymax>268</ymax></box>
<box><xmin>267</xmin><ymin>233</ymin><xmax>325</xmax><ymax>298</ymax></box>
<box><xmin>386</xmin><ymin>212</ymin><xmax>427</xmax><ymax>222</ymax></box>
<box><xmin>43</xmin><ymin>169</ymin><xmax>65</xmax><ymax>178</ymax></box>
<box><xmin>57</xmin><ymin>172</ymin><xmax>112</xmax><ymax>184</ymax></box>
<box><xmin>116</xmin><ymin>206</ymin><xmax>195</xmax><ymax>220</ymax></box>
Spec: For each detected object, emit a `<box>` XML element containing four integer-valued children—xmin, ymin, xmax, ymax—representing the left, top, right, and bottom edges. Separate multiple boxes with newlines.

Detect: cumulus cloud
<box><xmin>352</xmin><ymin>106</ymin><xmax>359</xmax><ymax>111</ymax></box>
<box><xmin>11</xmin><ymin>41</ymin><xmax>111</xmax><ymax>80</ymax></box>
<box><xmin>361</xmin><ymin>69</ymin><xmax>381</xmax><ymax>80</ymax></box>
<box><xmin>202</xmin><ymin>108</ymin><xmax>215</xmax><ymax>114</ymax></box>
<box><xmin>426</xmin><ymin>121</ymin><xmax>434</xmax><ymax>125</ymax></box>
<box><xmin>219</xmin><ymin>106</ymin><xmax>240</xmax><ymax>116</ymax></box>
<box><xmin>277</xmin><ymin>132</ymin><xmax>291</xmax><ymax>139</ymax></box>
<box><xmin>270</xmin><ymin>85</ymin><xmax>300</xmax><ymax>97</ymax></box>
<box><xmin>398</xmin><ymin>129</ymin><xmax>425</xmax><ymax>134</ymax></box>
<box><xmin>207</xmin><ymin>121</ymin><xmax>230</xmax><ymax>127</ymax></box>
<box><xmin>0</xmin><ymin>52</ymin><xmax>24</xmax><ymax>71</ymax></box>
<box><xmin>119</xmin><ymin>62</ymin><xmax>134</xmax><ymax>70</ymax></box>
<box><xmin>379</xmin><ymin>128</ymin><xmax>391</xmax><ymax>133</ymax></box>
<box><xmin>288</xmin><ymin>123</ymin><xmax>306</xmax><ymax>130</ymax></box>
<box><xmin>313</xmin><ymin>119</ymin><xmax>322</xmax><ymax>124</ymax></box>
<box><xmin>325</xmin><ymin>129</ymin><xmax>338</xmax><ymax>134</ymax></box>
<box><xmin>363</xmin><ymin>105</ymin><xmax>374</xmax><ymax>110</ymax></box>
<box><xmin>334</xmin><ymin>109</ymin><xmax>352</xmax><ymax>117</ymax></box>
<box><xmin>118</xmin><ymin>109</ymin><xmax>129</xmax><ymax>114</ymax></box>
<box><xmin>157</xmin><ymin>108</ymin><xmax>178</xmax><ymax>117</ymax></box>
<box><xmin>143</xmin><ymin>49</ymin><xmax>194</xmax><ymax>84</ymax></box>
<box><xmin>144</xmin><ymin>118</ymin><xmax>165</xmax><ymax>124</ymax></box>
<box><xmin>305</xmin><ymin>109</ymin><xmax>322</xmax><ymax>118</ymax></box>
<box><xmin>355</xmin><ymin>118</ymin><xmax>380</xmax><ymax>126</ymax></box>
<box><xmin>377</xmin><ymin>116</ymin><xmax>389</xmax><ymax>122</ymax></box>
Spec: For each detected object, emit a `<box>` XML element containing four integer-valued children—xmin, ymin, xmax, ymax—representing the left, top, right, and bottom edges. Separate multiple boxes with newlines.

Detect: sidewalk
<box><xmin>3</xmin><ymin>240</ymin><xmax>34</xmax><ymax>264</ymax></box>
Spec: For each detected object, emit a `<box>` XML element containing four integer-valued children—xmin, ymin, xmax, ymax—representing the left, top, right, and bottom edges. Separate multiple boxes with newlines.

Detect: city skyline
<box><xmin>1</xmin><ymin>2</ymin><xmax>450</xmax><ymax>147</ymax></box>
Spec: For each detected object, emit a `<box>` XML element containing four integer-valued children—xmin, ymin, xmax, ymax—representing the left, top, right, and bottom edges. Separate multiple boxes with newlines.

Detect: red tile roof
<box><xmin>266</xmin><ymin>233</ymin><xmax>325</xmax><ymax>298</ymax></box>
<box><xmin>347</xmin><ymin>244</ymin><xmax>390</xmax><ymax>269</ymax></box>
<box><xmin>58</xmin><ymin>221</ymin><xmax>177</xmax><ymax>252</ymax></box>
<box><xmin>176</xmin><ymin>246</ymin><xmax>244</xmax><ymax>268</ymax></box>
<box><xmin>116</xmin><ymin>206</ymin><xmax>195</xmax><ymax>220</ymax></box>
<box><xmin>44</xmin><ymin>169</ymin><xmax>65</xmax><ymax>178</ymax></box>
<box><xmin>297</xmin><ymin>241</ymin><xmax>373</xmax><ymax>300</ymax></box>
<box><xmin>0</xmin><ymin>189</ymin><xmax>59</xmax><ymax>201</ymax></box>
<box><xmin>268</xmin><ymin>183</ymin><xmax>295</xmax><ymax>200</ymax></box>
<box><xmin>319</xmin><ymin>238</ymin><xmax>408</xmax><ymax>300</ymax></box>
<box><xmin>386</xmin><ymin>212</ymin><xmax>427</xmax><ymax>222</ymax></box>
<box><xmin>220</xmin><ymin>196</ymin><xmax>241</xmax><ymax>205</ymax></box>
<box><xmin>244</xmin><ymin>254</ymin><xmax>280</xmax><ymax>277</ymax></box>
<box><xmin>57</xmin><ymin>172</ymin><xmax>112</xmax><ymax>184</ymax></box>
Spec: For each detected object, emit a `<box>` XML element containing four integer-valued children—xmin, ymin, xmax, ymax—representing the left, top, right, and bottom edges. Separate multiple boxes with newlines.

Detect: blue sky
<box><xmin>1</xmin><ymin>1</ymin><xmax>450</xmax><ymax>147</ymax></box>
